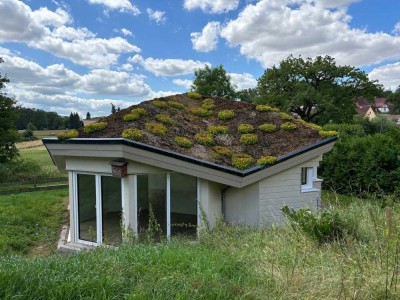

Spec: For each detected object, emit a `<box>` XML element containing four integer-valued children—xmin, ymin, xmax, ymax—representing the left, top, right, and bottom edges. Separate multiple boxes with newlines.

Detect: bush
<box><xmin>319</xmin><ymin>130</ymin><xmax>339</xmax><ymax>138</ymax></box>
<box><xmin>151</xmin><ymin>100</ymin><xmax>168</xmax><ymax>109</ymax></box>
<box><xmin>323</xmin><ymin>123</ymin><xmax>365</xmax><ymax>138</ymax></box>
<box><xmin>57</xmin><ymin>130</ymin><xmax>79</xmax><ymax>140</ymax></box>
<box><xmin>202</xmin><ymin>98</ymin><xmax>215</xmax><ymax>110</ymax></box>
<box><xmin>297</xmin><ymin>119</ymin><xmax>322</xmax><ymax>131</ymax></box>
<box><xmin>257</xmin><ymin>156</ymin><xmax>277</xmax><ymax>165</ymax></box>
<box><xmin>279</xmin><ymin>112</ymin><xmax>292</xmax><ymax>120</ymax></box>
<box><xmin>167</xmin><ymin>101</ymin><xmax>184</xmax><ymax>110</ymax></box>
<box><xmin>83</xmin><ymin>122</ymin><xmax>107</xmax><ymax>133</ymax></box>
<box><xmin>237</xmin><ymin>124</ymin><xmax>254</xmax><ymax>133</ymax></box>
<box><xmin>121</xmin><ymin>129</ymin><xmax>143</xmax><ymax>141</ymax></box>
<box><xmin>218</xmin><ymin>110</ymin><xmax>235</xmax><ymax>120</ymax></box>
<box><xmin>131</xmin><ymin>108</ymin><xmax>147</xmax><ymax>116</ymax></box>
<box><xmin>144</xmin><ymin>122</ymin><xmax>168</xmax><ymax>136</ymax></box>
<box><xmin>187</xmin><ymin>92</ymin><xmax>202</xmax><ymax>99</ymax></box>
<box><xmin>155</xmin><ymin>114</ymin><xmax>174</xmax><ymax>124</ymax></box>
<box><xmin>258</xmin><ymin>123</ymin><xmax>276</xmax><ymax>133</ymax></box>
<box><xmin>123</xmin><ymin>114</ymin><xmax>140</xmax><ymax>122</ymax></box>
<box><xmin>189</xmin><ymin>107</ymin><xmax>212</xmax><ymax>118</ymax></box>
<box><xmin>174</xmin><ymin>136</ymin><xmax>193</xmax><ymax>148</ymax></box>
<box><xmin>207</xmin><ymin>125</ymin><xmax>228</xmax><ymax>135</ymax></box>
<box><xmin>280</xmin><ymin>122</ymin><xmax>297</xmax><ymax>131</ymax></box>
<box><xmin>195</xmin><ymin>131</ymin><xmax>214</xmax><ymax>146</ymax></box>
<box><xmin>240</xmin><ymin>134</ymin><xmax>258</xmax><ymax>145</ymax></box>
<box><xmin>256</xmin><ymin>105</ymin><xmax>279</xmax><ymax>112</ymax></box>
<box><xmin>213</xmin><ymin>146</ymin><xmax>232</xmax><ymax>157</ymax></box>
<box><xmin>232</xmin><ymin>154</ymin><xmax>255</xmax><ymax>169</ymax></box>
<box><xmin>282</xmin><ymin>206</ymin><xmax>349</xmax><ymax>243</ymax></box>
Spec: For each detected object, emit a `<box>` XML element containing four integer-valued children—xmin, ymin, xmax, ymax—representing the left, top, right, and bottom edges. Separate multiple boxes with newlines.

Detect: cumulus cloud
<box><xmin>220</xmin><ymin>0</ymin><xmax>400</xmax><ymax>68</ymax></box>
<box><xmin>393</xmin><ymin>22</ymin><xmax>400</xmax><ymax>35</ymax></box>
<box><xmin>146</xmin><ymin>8</ymin><xmax>166</xmax><ymax>24</ymax></box>
<box><xmin>121</xmin><ymin>28</ymin><xmax>133</xmax><ymax>36</ymax></box>
<box><xmin>191</xmin><ymin>21</ymin><xmax>221</xmax><ymax>52</ymax></box>
<box><xmin>184</xmin><ymin>0</ymin><xmax>239</xmax><ymax>13</ymax></box>
<box><xmin>87</xmin><ymin>0</ymin><xmax>140</xmax><ymax>15</ymax></box>
<box><xmin>316</xmin><ymin>0</ymin><xmax>360</xmax><ymax>8</ymax></box>
<box><xmin>369</xmin><ymin>63</ymin><xmax>400</xmax><ymax>91</ymax></box>
<box><xmin>229</xmin><ymin>73</ymin><xmax>257</xmax><ymax>90</ymax></box>
<box><xmin>0</xmin><ymin>0</ymin><xmax>140</xmax><ymax>68</ymax></box>
<box><xmin>173</xmin><ymin>79</ymin><xmax>193</xmax><ymax>89</ymax></box>
<box><xmin>129</xmin><ymin>55</ymin><xmax>211</xmax><ymax>76</ymax></box>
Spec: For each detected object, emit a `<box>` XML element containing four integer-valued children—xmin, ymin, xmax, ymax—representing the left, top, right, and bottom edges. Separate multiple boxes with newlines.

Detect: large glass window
<box><xmin>77</xmin><ymin>174</ymin><xmax>97</xmax><ymax>242</ymax></box>
<box><xmin>101</xmin><ymin>176</ymin><xmax>122</xmax><ymax>246</ymax></box>
<box><xmin>170</xmin><ymin>173</ymin><xmax>197</xmax><ymax>236</ymax></box>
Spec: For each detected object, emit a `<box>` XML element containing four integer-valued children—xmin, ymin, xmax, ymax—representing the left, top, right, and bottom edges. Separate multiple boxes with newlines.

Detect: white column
<box><xmin>166</xmin><ymin>173</ymin><xmax>171</xmax><ymax>238</ymax></box>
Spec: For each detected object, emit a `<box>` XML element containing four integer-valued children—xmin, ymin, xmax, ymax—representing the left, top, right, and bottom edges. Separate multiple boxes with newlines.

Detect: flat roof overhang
<box><xmin>43</xmin><ymin>136</ymin><xmax>337</xmax><ymax>188</ymax></box>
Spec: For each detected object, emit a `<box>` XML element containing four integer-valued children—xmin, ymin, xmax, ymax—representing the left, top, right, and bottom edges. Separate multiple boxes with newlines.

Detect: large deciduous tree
<box><xmin>0</xmin><ymin>58</ymin><xmax>19</xmax><ymax>163</ymax></box>
<box><xmin>191</xmin><ymin>65</ymin><xmax>236</xmax><ymax>99</ymax></box>
<box><xmin>256</xmin><ymin>55</ymin><xmax>382</xmax><ymax>124</ymax></box>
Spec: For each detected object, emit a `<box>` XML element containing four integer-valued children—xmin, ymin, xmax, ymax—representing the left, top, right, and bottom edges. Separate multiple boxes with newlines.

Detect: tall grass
<box><xmin>0</xmin><ymin>195</ymin><xmax>399</xmax><ymax>298</ymax></box>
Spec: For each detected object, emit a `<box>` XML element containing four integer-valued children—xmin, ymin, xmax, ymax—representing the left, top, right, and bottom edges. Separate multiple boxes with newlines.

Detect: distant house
<box><xmin>44</xmin><ymin>94</ymin><xmax>336</xmax><ymax>251</ymax></box>
<box><xmin>375</xmin><ymin>98</ymin><xmax>391</xmax><ymax>113</ymax></box>
<box><xmin>355</xmin><ymin>97</ymin><xmax>376</xmax><ymax>120</ymax></box>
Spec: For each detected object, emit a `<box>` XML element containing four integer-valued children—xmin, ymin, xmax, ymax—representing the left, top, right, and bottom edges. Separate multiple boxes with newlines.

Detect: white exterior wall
<box><xmin>259</xmin><ymin>156</ymin><xmax>322</xmax><ymax>226</ymax></box>
<box><xmin>224</xmin><ymin>182</ymin><xmax>259</xmax><ymax>226</ymax></box>
<box><xmin>198</xmin><ymin>179</ymin><xmax>221</xmax><ymax>230</ymax></box>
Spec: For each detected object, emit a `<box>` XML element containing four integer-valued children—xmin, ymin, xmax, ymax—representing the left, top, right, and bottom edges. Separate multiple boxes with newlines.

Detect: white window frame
<box><xmin>73</xmin><ymin>172</ymin><xmax>123</xmax><ymax>246</ymax></box>
<box><xmin>301</xmin><ymin>167</ymin><xmax>318</xmax><ymax>192</ymax></box>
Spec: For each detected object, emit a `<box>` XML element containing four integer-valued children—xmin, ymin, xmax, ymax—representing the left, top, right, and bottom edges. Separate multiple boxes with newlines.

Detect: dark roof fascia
<box><xmin>43</xmin><ymin>136</ymin><xmax>338</xmax><ymax>177</ymax></box>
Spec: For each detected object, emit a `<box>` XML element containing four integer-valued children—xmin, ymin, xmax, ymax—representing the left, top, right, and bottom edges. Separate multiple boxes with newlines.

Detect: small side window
<box><xmin>301</xmin><ymin>167</ymin><xmax>314</xmax><ymax>191</ymax></box>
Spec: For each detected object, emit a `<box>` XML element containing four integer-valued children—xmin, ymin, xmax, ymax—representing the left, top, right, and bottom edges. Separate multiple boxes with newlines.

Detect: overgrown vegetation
<box><xmin>151</xmin><ymin>100</ymin><xmax>168</xmax><ymax>109</ymax></box>
<box><xmin>231</xmin><ymin>153</ymin><xmax>255</xmax><ymax>169</ymax></box>
<box><xmin>187</xmin><ymin>92</ymin><xmax>202</xmax><ymax>99</ymax></box>
<box><xmin>257</xmin><ymin>156</ymin><xmax>277</xmax><ymax>165</ymax></box>
<box><xmin>167</xmin><ymin>100</ymin><xmax>184</xmax><ymax>110</ymax></box>
<box><xmin>195</xmin><ymin>131</ymin><xmax>214</xmax><ymax>146</ymax></box>
<box><xmin>189</xmin><ymin>107</ymin><xmax>212</xmax><ymax>118</ymax></box>
<box><xmin>173</xmin><ymin>136</ymin><xmax>193</xmax><ymax>148</ymax></box>
<box><xmin>57</xmin><ymin>130</ymin><xmax>79</xmax><ymax>140</ymax></box>
<box><xmin>217</xmin><ymin>110</ymin><xmax>235</xmax><ymax>120</ymax></box>
<box><xmin>237</xmin><ymin>124</ymin><xmax>254</xmax><ymax>133</ymax></box>
<box><xmin>258</xmin><ymin>123</ymin><xmax>277</xmax><ymax>132</ymax></box>
<box><xmin>83</xmin><ymin>122</ymin><xmax>108</xmax><ymax>133</ymax></box>
<box><xmin>121</xmin><ymin>128</ymin><xmax>143</xmax><ymax>141</ymax></box>
<box><xmin>144</xmin><ymin>122</ymin><xmax>168</xmax><ymax>136</ymax></box>
<box><xmin>155</xmin><ymin>114</ymin><xmax>174</xmax><ymax>124</ymax></box>
<box><xmin>240</xmin><ymin>133</ymin><xmax>258</xmax><ymax>145</ymax></box>
<box><xmin>280</xmin><ymin>122</ymin><xmax>297</xmax><ymax>131</ymax></box>
<box><xmin>207</xmin><ymin>125</ymin><xmax>228</xmax><ymax>135</ymax></box>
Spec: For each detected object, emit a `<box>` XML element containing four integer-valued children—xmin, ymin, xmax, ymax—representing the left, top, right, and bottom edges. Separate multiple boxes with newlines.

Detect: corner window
<box><xmin>301</xmin><ymin>167</ymin><xmax>314</xmax><ymax>191</ymax></box>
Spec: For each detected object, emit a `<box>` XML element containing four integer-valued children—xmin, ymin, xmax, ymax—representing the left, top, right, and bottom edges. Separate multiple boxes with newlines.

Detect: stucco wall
<box><xmin>259</xmin><ymin>157</ymin><xmax>322</xmax><ymax>226</ymax></box>
<box><xmin>224</xmin><ymin>182</ymin><xmax>259</xmax><ymax>226</ymax></box>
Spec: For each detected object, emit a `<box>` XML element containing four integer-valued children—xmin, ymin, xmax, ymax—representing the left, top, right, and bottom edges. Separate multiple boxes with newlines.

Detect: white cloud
<box><xmin>173</xmin><ymin>79</ymin><xmax>193</xmax><ymax>89</ymax></box>
<box><xmin>369</xmin><ymin>63</ymin><xmax>400</xmax><ymax>91</ymax></box>
<box><xmin>121</xmin><ymin>28</ymin><xmax>133</xmax><ymax>36</ymax></box>
<box><xmin>393</xmin><ymin>22</ymin><xmax>400</xmax><ymax>35</ymax></box>
<box><xmin>0</xmin><ymin>0</ymin><xmax>140</xmax><ymax>68</ymax></box>
<box><xmin>220</xmin><ymin>0</ymin><xmax>400</xmax><ymax>68</ymax></box>
<box><xmin>130</xmin><ymin>55</ymin><xmax>211</xmax><ymax>76</ymax></box>
<box><xmin>120</xmin><ymin>63</ymin><xmax>133</xmax><ymax>71</ymax></box>
<box><xmin>316</xmin><ymin>0</ymin><xmax>360</xmax><ymax>8</ymax></box>
<box><xmin>146</xmin><ymin>8</ymin><xmax>166</xmax><ymax>24</ymax></box>
<box><xmin>191</xmin><ymin>21</ymin><xmax>221</xmax><ymax>52</ymax></box>
<box><xmin>184</xmin><ymin>0</ymin><xmax>239</xmax><ymax>13</ymax></box>
<box><xmin>87</xmin><ymin>0</ymin><xmax>140</xmax><ymax>15</ymax></box>
<box><xmin>229</xmin><ymin>73</ymin><xmax>257</xmax><ymax>90</ymax></box>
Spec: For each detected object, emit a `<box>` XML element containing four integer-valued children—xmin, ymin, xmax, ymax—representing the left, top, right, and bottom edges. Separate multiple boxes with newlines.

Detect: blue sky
<box><xmin>0</xmin><ymin>0</ymin><xmax>399</xmax><ymax>117</ymax></box>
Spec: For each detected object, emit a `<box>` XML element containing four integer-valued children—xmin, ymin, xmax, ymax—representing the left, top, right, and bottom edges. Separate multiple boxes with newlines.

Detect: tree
<box><xmin>86</xmin><ymin>112</ymin><xmax>91</xmax><ymax>120</ymax></box>
<box><xmin>111</xmin><ymin>103</ymin><xmax>116</xmax><ymax>114</ymax></box>
<box><xmin>256</xmin><ymin>55</ymin><xmax>382</xmax><ymax>124</ymax></box>
<box><xmin>0</xmin><ymin>58</ymin><xmax>19</xmax><ymax>163</ymax></box>
<box><xmin>236</xmin><ymin>88</ymin><xmax>258</xmax><ymax>103</ymax></box>
<box><xmin>388</xmin><ymin>85</ymin><xmax>400</xmax><ymax>114</ymax></box>
<box><xmin>68</xmin><ymin>112</ymin><xmax>81</xmax><ymax>129</ymax></box>
<box><xmin>191</xmin><ymin>65</ymin><xmax>236</xmax><ymax>99</ymax></box>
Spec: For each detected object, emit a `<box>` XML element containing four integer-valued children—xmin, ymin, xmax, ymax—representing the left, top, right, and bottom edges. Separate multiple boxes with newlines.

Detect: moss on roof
<box><xmin>78</xmin><ymin>93</ymin><xmax>324</xmax><ymax>169</ymax></box>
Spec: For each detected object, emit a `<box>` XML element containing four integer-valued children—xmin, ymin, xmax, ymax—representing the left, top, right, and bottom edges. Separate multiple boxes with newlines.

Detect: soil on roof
<box><xmin>78</xmin><ymin>93</ymin><xmax>323</xmax><ymax>169</ymax></box>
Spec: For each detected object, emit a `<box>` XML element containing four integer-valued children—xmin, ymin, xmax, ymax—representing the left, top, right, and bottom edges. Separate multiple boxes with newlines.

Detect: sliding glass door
<box><xmin>77</xmin><ymin>174</ymin><xmax>97</xmax><ymax>243</ymax></box>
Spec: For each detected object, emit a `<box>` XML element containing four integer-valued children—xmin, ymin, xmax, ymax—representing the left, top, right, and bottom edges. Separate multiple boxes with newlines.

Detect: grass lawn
<box><xmin>0</xmin><ymin>191</ymin><xmax>399</xmax><ymax>298</ymax></box>
<box><xmin>0</xmin><ymin>189</ymin><xmax>68</xmax><ymax>256</ymax></box>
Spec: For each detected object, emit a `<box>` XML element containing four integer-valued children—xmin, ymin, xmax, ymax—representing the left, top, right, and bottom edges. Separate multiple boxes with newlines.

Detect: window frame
<box><xmin>301</xmin><ymin>167</ymin><xmax>318</xmax><ymax>192</ymax></box>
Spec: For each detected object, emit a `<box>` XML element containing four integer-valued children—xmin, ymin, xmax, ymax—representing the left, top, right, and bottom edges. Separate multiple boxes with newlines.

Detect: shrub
<box><xmin>83</xmin><ymin>122</ymin><xmax>107</xmax><ymax>133</ymax></box>
<box><xmin>280</xmin><ymin>122</ymin><xmax>297</xmax><ymax>131</ymax></box>
<box><xmin>174</xmin><ymin>136</ymin><xmax>193</xmax><ymax>148</ymax></box>
<box><xmin>319</xmin><ymin>130</ymin><xmax>339</xmax><ymax>138</ymax></box>
<box><xmin>187</xmin><ymin>92</ymin><xmax>202</xmax><ymax>99</ymax></box>
<box><xmin>213</xmin><ymin>146</ymin><xmax>232</xmax><ymax>157</ymax></box>
<box><xmin>155</xmin><ymin>114</ymin><xmax>174</xmax><ymax>124</ymax></box>
<box><xmin>257</xmin><ymin>156</ymin><xmax>277</xmax><ymax>165</ymax></box>
<box><xmin>151</xmin><ymin>100</ymin><xmax>168</xmax><ymax>109</ymax></box>
<box><xmin>57</xmin><ymin>130</ymin><xmax>79</xmax><ymax>140</ymax></box>
<box><xmin>189</xmin><ymin>107</ymin><xmax>212</xmax><ymax>118</ymax></box>
<box><xmin>297</xmin><ymin>119</ymin><xmax>322</xmax><ymax>131</ymax></box>
<box><xmin>167</xmin><ymin>101</ymin><xmax>184</xmax><ymax>110</ymax></box>
<box><xmin>195</xmin><ymin>131</ymin><xmax>214</xmax><ymax>145</ymax></box>
<box><xmin>131</xmin><ymin>108</ymin><xmax>147</xmax><ymax>116</ymax></box>
<box><xmin>145</xmin><ymin>122</ymin><xmax>168</xmax><ymax>136</ymax></box>
<box><xmin>232</xmin><ymin>154</ymin><xmax>255</xmax><ymax>169</ymax></box>
<box><xmin>121</xmin><ymin>129</ymin><xmax>143</xmax><ymax>141</ymax></box>
<box><xmin>123</xmin><ymin>114</ymin><xmax>140</xmax><ymax>122</ymax></box>
<box><xmin>282</xmin><ymin>206</ymin><xmax>347</xmax><ymax>243</ymax></box>
<box><xmin>256</xmin><ymin>105</ymin><xmax>279</xmax><ymax>112</ymax></box>
<box><xmin>202</xmin><ymin>98</ymin><xmax>215</xmax><ymax>110</ymax></box>
<box><xmin>279</xmin><ymin>112</ymin><xmax>292</xmax><ymax>120</ymax></box>
<box><xmin>323</xmin><ymin>123</ymin><xmax>364</xmax><ymax>138</ymax></box>
<box><xmin>240</xmin><ymin>134</ymin><xmax>258</xmax><ymax>145</ymax></box>
<box><xmin>237</xmin><ymin>124</ymin><xmax>254</xmax><ymax>133</ymax></box>
<box><xmin>208</xmin><ymin>125</ymin><xmax>228</xmax><ymax>135</ymax></box>
<box><xmin>218</xmin><ymin>110</ymin><xmax>235</xmax><ymax>120</ymax></box>
<box><xmin>258</xmin><ymin>123</ymin><xmax>276</xmax><ymax>133</ymax></box>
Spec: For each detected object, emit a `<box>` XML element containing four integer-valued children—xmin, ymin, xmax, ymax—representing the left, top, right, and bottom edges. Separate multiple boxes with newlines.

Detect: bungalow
<box><xmin>44</xmin><ymin>94</ymin><xmax>337</xmax><ymax>250</ymax></box>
